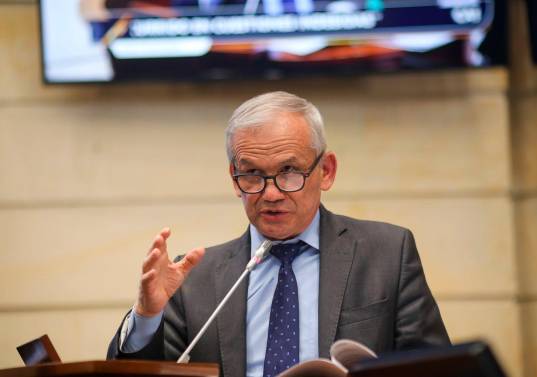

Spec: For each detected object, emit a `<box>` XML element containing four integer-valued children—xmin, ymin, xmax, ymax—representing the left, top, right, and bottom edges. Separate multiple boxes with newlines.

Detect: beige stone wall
<box><xmin>0</xmin><ymin>2</ymin><xmax>533</xmax><ymax>377</ymax></box>
<box><xmin>510</xmin><ymin>2</ymin><xmax>537</xmax><ymax>377</ymax></box>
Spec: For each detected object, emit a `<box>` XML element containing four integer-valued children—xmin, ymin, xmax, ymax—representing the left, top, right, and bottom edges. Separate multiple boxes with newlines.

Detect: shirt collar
<box><xmin>249</xmin><ymin>209</ymin><xmax>320</xmax><ymax>257</ymax></box>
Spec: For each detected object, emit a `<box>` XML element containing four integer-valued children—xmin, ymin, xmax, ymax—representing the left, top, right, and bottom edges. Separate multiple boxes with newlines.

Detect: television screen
<box><xmin>38</xmin><ymin>0</ymin><xmax>506</xmax><ymax>83</ymax></box>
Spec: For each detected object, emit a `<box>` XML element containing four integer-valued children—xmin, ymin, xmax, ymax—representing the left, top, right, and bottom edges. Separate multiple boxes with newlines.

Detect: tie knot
<box><xmin>270</xmin><ymin>241</ymin><xmax>306</xmax><ymax>265</ymax></box>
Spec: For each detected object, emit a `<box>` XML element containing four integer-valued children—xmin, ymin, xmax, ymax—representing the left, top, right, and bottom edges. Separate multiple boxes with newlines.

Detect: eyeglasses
<box><xmin>232</xmin><ymin>152</ymin><xmax>324</xmax><ymax>194</ymax></box>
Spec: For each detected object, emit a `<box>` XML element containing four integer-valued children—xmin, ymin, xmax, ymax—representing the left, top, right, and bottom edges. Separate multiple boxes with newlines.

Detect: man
<box><xmin>108</xmin><ymin>91</ymin><xmax>450</xmax><ymax>376</ymax></box>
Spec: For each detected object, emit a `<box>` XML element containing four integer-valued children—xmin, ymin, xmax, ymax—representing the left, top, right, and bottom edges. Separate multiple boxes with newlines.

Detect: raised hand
<box><xmin>134</xmin><ymin>228</ymin><xmax>205</xmax><ymax>317</ymax></box>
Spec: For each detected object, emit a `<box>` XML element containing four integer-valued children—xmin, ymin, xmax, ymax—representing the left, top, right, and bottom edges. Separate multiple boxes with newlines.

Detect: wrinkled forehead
<box><xmin>231</xmin><ymin>113</ymin><xmax>314</xmax><ymax>153</ymax></box>
<box><xmin>234</xmin><ymin>153</ymin><xmax>302</xmax><ymax>169</ymax></box>
<box><xmin>233</xmin><ymin>116</ymin><xmax>314</xmax><ymax>161</ymax></box>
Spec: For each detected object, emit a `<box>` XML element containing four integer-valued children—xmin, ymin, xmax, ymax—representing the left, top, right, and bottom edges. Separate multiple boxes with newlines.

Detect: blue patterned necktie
<box><xmin>263</xmin><ymin>241</ymin><xmax>307</xmax><ymax>377</ymax></box>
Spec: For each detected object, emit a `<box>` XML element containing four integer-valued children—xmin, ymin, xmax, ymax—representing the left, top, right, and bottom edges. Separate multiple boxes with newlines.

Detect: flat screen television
<box><xmin>38</xmin><ymin>0</ymin><xmax>507</xmax><ymax>83</ymax></box>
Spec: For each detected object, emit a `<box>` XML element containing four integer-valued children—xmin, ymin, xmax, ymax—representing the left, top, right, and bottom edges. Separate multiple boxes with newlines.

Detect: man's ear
<box><xmin>229</xmin><ymin>163</ymin><xmax>242</xmax><ymax>198</ymax></box>
<box><xmin>320</xmin><ymin>151</ymin><xmax>337</xmax><ymax>191</ymax></box>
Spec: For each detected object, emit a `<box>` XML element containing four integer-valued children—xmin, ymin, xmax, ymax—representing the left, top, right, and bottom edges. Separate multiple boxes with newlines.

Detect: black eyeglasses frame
<box><xmin>232</xmin><ymin>151</ymin><xmax>325</xmax><ymax>194</ymax></box>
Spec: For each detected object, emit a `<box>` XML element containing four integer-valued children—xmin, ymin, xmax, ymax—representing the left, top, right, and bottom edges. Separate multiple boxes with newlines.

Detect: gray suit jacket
<box><xmin>108</xmin><ymin>206</ymin><xmax>450</xmax><ymax>376</ymax></box>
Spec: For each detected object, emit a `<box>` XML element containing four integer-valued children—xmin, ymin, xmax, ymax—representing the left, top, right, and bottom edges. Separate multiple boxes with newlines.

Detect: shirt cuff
<box><xmin>119</xmin><ymin>308</ymin><xmax>163</xmax><ymax>353</ymax></box>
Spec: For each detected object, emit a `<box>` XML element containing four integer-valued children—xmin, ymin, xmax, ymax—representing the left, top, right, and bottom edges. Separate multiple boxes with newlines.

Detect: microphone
<box><xmin>177</xmin><ymin>240</ymin><xmax>273</xmax><ymax>363</ymax></box>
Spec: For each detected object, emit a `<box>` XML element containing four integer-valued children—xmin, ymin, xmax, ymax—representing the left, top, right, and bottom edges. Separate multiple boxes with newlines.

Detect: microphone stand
<box><xmin>177</xmin><ymin>240</ymin><xmax>273</xmax><ymax>363</ymax></box>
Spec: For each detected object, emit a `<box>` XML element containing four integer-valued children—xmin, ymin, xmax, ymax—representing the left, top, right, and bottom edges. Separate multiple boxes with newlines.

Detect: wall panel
<box><xmin>0</xmin><ymin>197</ymin><xmax>515</xmax><ymax>307</ymax></box>
<box><xmin>516</xmin><ymin>198</ymin><xmax>537</xmax><ymax>296</ymax></box>
<box><xmin>0</xmin><ymin>202</ymin><xmax>246</xmax><ymax>307</ymax></box>
<box><xmin>0</xmin><ymin>93</ymin><xmax>510</xmax><ymax>203</ymax></box>
<box><xmin>509</xmin><ymin>3</ymin><xmax>537</xmax><ymax>377</ymax></box>
<box><xmin>439</xmin><ymin>300</ymin><xmax>522</xmax><ymax>377</ymax></box>
<box><xmin>328</xmin><ymin>94</ymin><xmax>510</xmax><ymax>194</ymax></box>
<box><xmin>512</xmin><ymin>95</ymin><xmax>537</xmax><ymax>192</ymax></box>
<box><xmin>521</xmin><ymin>302</ymin><xmax>537</xmax><ymax>377</ymax></box>
<box><xmin>0</xmin><ymin>102</ymin><xmax>232</xmax><ymax>202</ymax></box>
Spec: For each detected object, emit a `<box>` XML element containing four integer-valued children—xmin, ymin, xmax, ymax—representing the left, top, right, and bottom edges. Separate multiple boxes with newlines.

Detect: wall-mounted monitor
<box><xmin>38</xmin><ymin>0</ymin><xmax>507</xmax><ymax>83</ymax></box>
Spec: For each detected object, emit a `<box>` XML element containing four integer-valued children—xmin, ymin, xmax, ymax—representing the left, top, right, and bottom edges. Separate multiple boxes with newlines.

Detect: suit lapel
<box><xmin>213</xmin><ymin>208</ymin><xmax>356</xmax><ymax>371</ymax></box>
<box><xmin>318</xmin><ymin>206</ymin><xmax>356</xmax><ymax>358</ymax></box>
<box><xmin>215</xmin><ymin>231</ymin><xmax>250</xmax><ymax>377</ymax></box>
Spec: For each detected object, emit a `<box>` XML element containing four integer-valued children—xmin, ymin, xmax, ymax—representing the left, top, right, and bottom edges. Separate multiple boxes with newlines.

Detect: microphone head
<box><xmin>245</xmin><ymin>240</ymin><xmax>274</xmax><ymax>271</ymax></box>
<box><xmin>255</xmin><ymin>240</ymin><xmax>273</xmax><ymax>260</ymax></box>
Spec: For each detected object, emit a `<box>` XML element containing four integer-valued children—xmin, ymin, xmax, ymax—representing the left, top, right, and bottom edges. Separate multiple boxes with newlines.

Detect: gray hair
<box><xmin>225</xmin><ymin>91</ymin><xmax>327</xmax><ymax>161</ymax></box>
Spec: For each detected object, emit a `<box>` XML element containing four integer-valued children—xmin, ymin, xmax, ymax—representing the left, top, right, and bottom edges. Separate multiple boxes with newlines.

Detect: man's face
<box><xmin>229</xmin><ymin>112</ymin><xmax>337</xmax><ymax>240</ymax></box>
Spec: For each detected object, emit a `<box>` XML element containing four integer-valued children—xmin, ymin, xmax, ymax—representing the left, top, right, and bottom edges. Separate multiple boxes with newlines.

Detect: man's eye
<box><xmin>246</xmin><ymin>169</ymin><xmax>262</xmax><ymax>175</ymax></box>
<box><xmin>280</xmin><ymin>165</ymin><xmax>299</xmax><ymax>173</ymax></box>
<box><xmin>235</xmin><ymin>166</ymin><xmax>259</xmax><ymax>174</ymax></box>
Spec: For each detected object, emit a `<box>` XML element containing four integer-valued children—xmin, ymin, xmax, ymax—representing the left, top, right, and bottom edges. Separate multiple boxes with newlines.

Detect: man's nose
<box><xmin>262</xmin><ymin>178</ymin><xmax>285</xmax><ymax>201</ymax></box>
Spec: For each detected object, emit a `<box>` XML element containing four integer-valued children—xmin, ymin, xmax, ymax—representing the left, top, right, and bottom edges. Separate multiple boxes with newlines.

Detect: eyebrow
<box><xmin>235</xmin><ymin>156</ymin><xmax>301</xmax><ymax>170</ymax></box>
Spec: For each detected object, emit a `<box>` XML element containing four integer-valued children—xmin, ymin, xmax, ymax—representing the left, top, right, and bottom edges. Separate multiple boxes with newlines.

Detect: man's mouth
<box><xmin>260</xmin><ymin>210</ymin><xmax>288</xmax><ymax>220</ymax></box>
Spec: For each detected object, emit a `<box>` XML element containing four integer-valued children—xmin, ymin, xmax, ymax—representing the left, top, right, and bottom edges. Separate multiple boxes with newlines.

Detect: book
<box><xmin>278</xmin><ymin>339</ymin><xmax>377</xmax><ymax>377</ymax></box>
